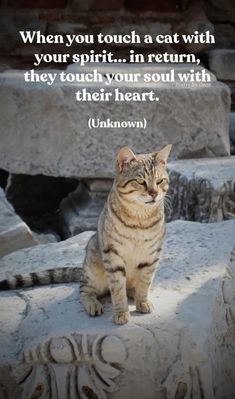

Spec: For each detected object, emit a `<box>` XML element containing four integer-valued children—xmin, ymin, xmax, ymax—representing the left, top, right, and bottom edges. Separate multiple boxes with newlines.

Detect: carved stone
<box><xmin>167</xmin><ymin>157</ymin><xmax>235</xmax><ymax>222</ymax></box>
<box><xmin>0</xmin><ymin>220</ymin><xmax>235</xmax><ymax>398</ymax></box>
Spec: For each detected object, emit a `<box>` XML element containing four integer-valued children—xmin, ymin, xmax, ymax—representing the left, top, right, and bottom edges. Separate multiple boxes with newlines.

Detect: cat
<box><xmin>0</xmin><ymin>144</ymin><xmax>172</xmax><ymax>325</ymax></box>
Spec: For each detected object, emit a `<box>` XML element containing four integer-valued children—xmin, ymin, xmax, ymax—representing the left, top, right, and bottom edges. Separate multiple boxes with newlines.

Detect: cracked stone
<box><xmin>0</xmin><ymin>220</ymin><xmax>235</xmax><ymax>398</ymax></box>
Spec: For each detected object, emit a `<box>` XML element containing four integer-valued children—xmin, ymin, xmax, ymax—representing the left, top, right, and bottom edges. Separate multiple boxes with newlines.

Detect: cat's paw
<box><xmin>113</xmin><ymin>311</ymin><xmax>130</xmax><ymax>325</ymax></box>
<box><xmin>84</xmin><ymin>298</ymin><xmax>103</xmax><ymax>317</ymax></box>
<box><xmin>136</xmin><ymin>300</ymin><xmax>154</xmax><ymax>313</ymax></box>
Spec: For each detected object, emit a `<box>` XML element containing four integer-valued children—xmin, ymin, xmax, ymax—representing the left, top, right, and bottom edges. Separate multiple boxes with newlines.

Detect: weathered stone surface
<box><xmin>0</xmin><ymin>65</ymin><xmax>231</xmax><ymax>178</ymax></box>
<box><xmin>0</xmin><ymin>221</ymin><xmax>235</xmax><ymax>398</ymax></box>
<box><xmin>0</xmin><ymin>187</ymin><xmax>39</xmax><ymax>258</ymax></box>
<box><xmin>167</xmin><ymin>157</ymin><xmax>235</xmax><ymax>222</ymax></box>
<box><xmin>60</xmin><ymin>182</ymin><xmax>108</xmax><ymax>236</ymax></box>
<box><xmin>208</xmin><ymin>49</ymin><xmax>235</xmax><ymax>81</ymax></box>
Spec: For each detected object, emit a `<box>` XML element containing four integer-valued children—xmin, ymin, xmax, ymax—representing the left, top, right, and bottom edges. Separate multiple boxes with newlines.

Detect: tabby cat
<box><xmin>0</xmin><ymin>145</ymin><xmax>172</xmax><ymax>325</ymax></box>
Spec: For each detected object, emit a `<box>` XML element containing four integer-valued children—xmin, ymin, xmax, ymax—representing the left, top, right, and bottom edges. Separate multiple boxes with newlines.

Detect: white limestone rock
<box><xmin>0</xmin><ymin>65</ymin><xmax>231</xmax><ymax>179</ymax></box>
<box><xmin>0</xmin><ymin>220</ymin><xmax>235</xmax><ymax>398</ymax></box>
<box><xmin>167</xmin><ymin>157</ymin><xmax>235</xmax><ymax>222</ymax></box>
<box><xmin>0</xmin><ymin>187</ymin><xmax>39</xmax><ymax>258</ymax></box>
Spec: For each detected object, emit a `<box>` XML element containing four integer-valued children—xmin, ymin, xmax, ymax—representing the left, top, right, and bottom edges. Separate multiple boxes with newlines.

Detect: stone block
<box><xmin>0</xmin><ymin>187</ymin><xmax>39</xmax><ymax>258</ymax></box>
<box><xmin>208</xmin><ymin>49</ymin><xmax>235</xmax><ymax>81</ymax></box>
<box><xmin>0</xmin><ymin>65</ymin><xmax>231</xmax><ymax>179</ymax></box>
<box><xmin>0</xmin><ymin>221</ymin><xmax>235</xmax><ymax>398</ymax></box>
<box><xmin>167</xmin><ymin>157</ymin><xmax>235</xmax><ymax>222</ymax></box>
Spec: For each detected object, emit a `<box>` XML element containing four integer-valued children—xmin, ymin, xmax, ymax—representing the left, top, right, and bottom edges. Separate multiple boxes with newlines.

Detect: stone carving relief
<box><xmin>167</xmin><ymin>171</ymin><xmax>235</xmax><ymax>223</ymax></box>
<box><xmin>12</xmin><ymin>334</ymin><xmax>127</xmax><ymax>399</ymax></box>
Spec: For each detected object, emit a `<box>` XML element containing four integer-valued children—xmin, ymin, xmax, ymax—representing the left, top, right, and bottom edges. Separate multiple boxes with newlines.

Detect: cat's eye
<box><xmin>156</xmin><ymin>179</ymin><xmax>164</xmax><ymax>185</ymax></box>
<box><xmin>136</xmin><ymin>178</ymin><xmax>146</xmax><ymax>185</ymax></box>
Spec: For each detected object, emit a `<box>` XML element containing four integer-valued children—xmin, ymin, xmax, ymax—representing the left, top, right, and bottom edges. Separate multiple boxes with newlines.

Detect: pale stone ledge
<box><xmin>0</xmin><ymin>187</ymin><xmax>39</xmax><ymax>258</ymax></box>
<box><xmin>0</xmin><ymin>64</ymin><xmax>231</xmax><ymax>178</ymax></box>
<box><xmin>0</xmin><ymin>220</ymin><xmax>235</xmax><ymax>398</ymax></box>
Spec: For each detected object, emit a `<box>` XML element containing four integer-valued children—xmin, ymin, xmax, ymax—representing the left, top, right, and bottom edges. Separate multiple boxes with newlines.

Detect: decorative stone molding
<box><xmin>167</xmin><ymin>157</ymin><xmax>235</xmax><ymax>222</ymax></box>
<box><xmin>12</xmin><ymin>334</ymin><xmax>126</xmax><ymax>399</ymax></box>
<box><xmin>0</xmin><ymin>221</ymin><xmax>235</xmax><ymax>398</ymax></box>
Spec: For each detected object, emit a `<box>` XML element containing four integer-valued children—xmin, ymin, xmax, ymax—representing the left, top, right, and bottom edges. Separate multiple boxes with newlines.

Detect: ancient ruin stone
<box><xmin>167</xmin><ymin>157</ymin><xmax>235</xmax><ymax>222</ymax></box>
<box><xmin>0</xmin><ymin>65</ymin><xmax>231</xmax><ymax>179</ymax></box>
<box><xmin>0</xmin><ymin>187</ymin><xmax>39</xmax><ymax>258</ymax></box>
<box><xmin>0</xmin><ymin>221</ymin><xmax>235</xmax><ymax>398</ymax></box>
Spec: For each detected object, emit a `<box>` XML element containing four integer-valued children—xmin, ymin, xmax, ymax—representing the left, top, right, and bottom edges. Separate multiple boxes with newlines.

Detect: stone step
<box><xmin>0</xmin><ymin>187</ymin><xmax>39</xmax><ymax>257</ymax></box>
<box><xmin>167</xmin><ymin>156</ymin><xmax>235</xmax><ymax>222</ymax></box>
<box><xmin>0</xmin><ymin>64</ymin><xmax>231</xmax><ymax>179</ymax></box>
<box><xmin>0</xmin><ymin>220</ymin><xmax>235</xmax><ymax>398</ymax></box>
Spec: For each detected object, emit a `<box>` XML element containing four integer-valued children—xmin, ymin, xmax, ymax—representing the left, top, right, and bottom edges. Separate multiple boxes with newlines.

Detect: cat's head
<box><xmin>115</xmin><ymin>145</ymin><xmax>172</xmax><ymax>208</ymax></box>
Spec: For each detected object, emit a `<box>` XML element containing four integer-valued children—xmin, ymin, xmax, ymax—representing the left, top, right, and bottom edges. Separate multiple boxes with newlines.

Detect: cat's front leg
<box><xmin>135</xmin><ymin>260</ymin><xmax>159</xmax><ymax>313</ymax></box>
<box><xmin>106</xmin><ymin>266</ymin><xmax>130</xmax><ymax>325</ymax></box>
<box><xmin>102</xmin><ymin>246</ymin><xmax>130</xmax><ymax>324</ymax></box>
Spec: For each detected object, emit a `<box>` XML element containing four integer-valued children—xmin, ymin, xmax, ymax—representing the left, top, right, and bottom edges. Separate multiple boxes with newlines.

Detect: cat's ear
<box><xmin>117</xmin><ymin>147</ymin><xmax>137</xmax><ymax>171</ymax></box>
<box><xmin>155</xmin><ymin>144</ymin><xmax>172</xmax><ymax>166</ymax></box>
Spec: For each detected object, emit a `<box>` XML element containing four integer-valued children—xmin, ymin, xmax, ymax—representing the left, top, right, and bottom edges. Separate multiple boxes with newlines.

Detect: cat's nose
<box><xmin>148</xmin><ymin>190</ymin><xmax>157</xmax><ymax>199</ymax></box>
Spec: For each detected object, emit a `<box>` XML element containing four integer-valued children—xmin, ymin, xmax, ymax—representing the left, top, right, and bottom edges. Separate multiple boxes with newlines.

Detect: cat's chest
<box><xmin>117</xmin><ymin>238</ymin><xmax>154</xmax><ymax>268</ymax></box>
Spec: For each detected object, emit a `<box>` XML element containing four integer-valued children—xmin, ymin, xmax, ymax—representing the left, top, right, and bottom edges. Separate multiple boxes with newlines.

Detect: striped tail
<box><xmin>0</xmin><ymin>267</ymin><xmax>83</xmax><ymax>290</ymax></box>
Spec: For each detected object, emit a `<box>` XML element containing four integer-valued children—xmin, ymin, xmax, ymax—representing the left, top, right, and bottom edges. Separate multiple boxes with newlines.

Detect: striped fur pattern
<box><xmin>80</xmin><ymin>144</ymin><xmax>172</xmax><ymax>324</ymax></box>
<box><xmin>0</xmin><ymin>145</ymin><xmax>172</xmax><ymax>325</ymax></box>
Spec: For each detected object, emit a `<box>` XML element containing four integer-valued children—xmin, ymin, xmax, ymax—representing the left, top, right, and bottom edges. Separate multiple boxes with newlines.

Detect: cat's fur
<box><xmin>0</xmin><ymin>145</ymin><xmax>172</xmax><ymax>325</ymax></box>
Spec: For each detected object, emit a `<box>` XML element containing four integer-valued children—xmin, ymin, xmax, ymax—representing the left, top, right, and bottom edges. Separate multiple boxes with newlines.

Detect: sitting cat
<box><xmin>0</xmin><ymin>145</ymin><xmax>172</xmax><ymax>325</ymax></box>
